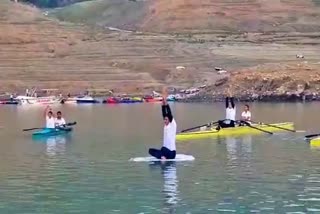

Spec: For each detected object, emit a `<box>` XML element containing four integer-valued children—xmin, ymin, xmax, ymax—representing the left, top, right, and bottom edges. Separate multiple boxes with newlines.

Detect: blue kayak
<box><xmin>32</xmin><ymin>127</ymin><xmax>73</xmax><ymax>137</ymax></box>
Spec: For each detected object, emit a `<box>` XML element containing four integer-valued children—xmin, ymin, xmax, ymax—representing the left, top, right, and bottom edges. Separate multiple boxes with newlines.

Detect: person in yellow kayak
<box><xmin>216</xmin><ymin>89</ymin><xmax>236</xmax><ymax>130</ymax></box>
<box><xmin>149</xmin><ymin>88</ymin><xmax>177</xmax><ymax>160</ymax></box>
<box><xmin>241</xmin><ymin>104</ymin><xmax>251</xmax><ymax>122</ymax></box>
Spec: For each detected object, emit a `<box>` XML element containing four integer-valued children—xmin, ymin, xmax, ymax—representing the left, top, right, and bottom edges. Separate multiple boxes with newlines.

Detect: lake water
<box><xmin>0</xmin><ymin>102</ymin><xmax>320</xmax><ymax>213</ymax></box>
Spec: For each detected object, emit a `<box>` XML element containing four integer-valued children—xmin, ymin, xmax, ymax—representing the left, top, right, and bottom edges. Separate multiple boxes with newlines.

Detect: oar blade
<box><xmin>305</xmin><ymin>134</ymin><xmax>320</xmax><ymax>139</ymax></box>
<box><xmin>23</xmin><ymin>127</ymin><xmax>41</xmax><ymax>132</ymax></box>
<box><xmin>239</xmin><ymin>120</ymin><xmax>273</xmax><ymax>135</ymax></box>
<box><xmin>250</xmin><ymin>120</ymin><xmax>296</xmax><ymax>133</ymax></box>
<box><xmin>181</xmin><ymin>121</ymin><xmax>218</xmax><ymax>133</ymax></box>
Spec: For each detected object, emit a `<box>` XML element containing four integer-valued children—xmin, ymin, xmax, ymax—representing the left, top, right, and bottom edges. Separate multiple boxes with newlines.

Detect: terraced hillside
<box><xmin>1</xmin><ymin>0</ymin><xmax>320</xmax><ymax>97</ymax></box>
<box><xmin>0</xmin><ymin>0</ymin><xmax>197</xmax><ymax>93</ymax></box>
<box><xmin>53</xmin><ymin>0</ymin><xmax>320</xmax><ymax>33</ymax></box>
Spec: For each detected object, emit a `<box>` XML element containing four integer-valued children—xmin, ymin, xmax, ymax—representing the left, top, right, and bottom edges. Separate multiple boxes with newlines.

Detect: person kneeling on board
<box><xmin>216</xmin><ymin>91</ymin><xmax>236</xmax><ymax>130</ymax></box>
<box><xmin>149</xmin><ymin>92</ymin><xmax>177</xmax><ymax>160</ymax></box>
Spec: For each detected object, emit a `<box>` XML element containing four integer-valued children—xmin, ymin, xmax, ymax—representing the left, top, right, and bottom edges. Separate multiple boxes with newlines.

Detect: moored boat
<box><xmin>32</xmin><ymin>127</ymin><xmax>73</xmax><ymax>137</ymax></box>
<box><xmin>103</xmin><ymin>97</ymin><xmax>120</xmax><ymax>104</ymax></box>
<box><xmin>144</xmin><ymin>95</ymin><xmax>163</xmax><ymax>103</ymax></box>
<box><xmin>61</xmin><ymin>97</ymin><xmax>77</xmax><ymax>104</ymax></box>
<box><xmin>76</xmin><ymin>96</ymin><xmax>99</xmax><ymax>104</ymax></box>
<box><xmin>104</xmin><ymin>96</ymin><xmax>144</xmax><ymax>104</ymax></box>
<box><xmin>15</xmin><ymin>95</ymin><xmax>61</xmax><ymax>105</ymax></box>
<box><xmin>166</xmin><ymin>95</ymin><xmax>176</xmax><ymax>102</ymax></box>
<box><xmin>176</xmin><ymin>122</ymin><xmax>294</xmax><ymax>140</ymax></box>
<box><xmin>0</xmin><ymin>99</ymin><xmax>18</xmax><ymax>105</ymax></box>
<box><xmin>15</xmin><ymin>88</ymin><xmax>62</xmax><ymax>105</ymax></box>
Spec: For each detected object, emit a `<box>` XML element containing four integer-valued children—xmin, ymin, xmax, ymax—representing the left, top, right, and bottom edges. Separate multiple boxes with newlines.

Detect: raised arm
<box><xmin>44</xmin><ymin>106</ymin><xmax>50</xmax><ymax>118</ymax></box>
<box><xmin>162</xmin><ymin>104</ymin><xmax>173</xmax><ymax>122</ymax></box>
<box><xmin>225</xmin><ymin>97</ymin><xmax>229</xmax><ymax>108</ymax></box>
<box><xmin>230</xmin><ymin>97</ymin><xmax>235</xmax><ymax>109</ymax></box>
<box><xmin>161</xmin><ymin>87</ymin><xmax>173</xmax><ymax>122</ymax></box>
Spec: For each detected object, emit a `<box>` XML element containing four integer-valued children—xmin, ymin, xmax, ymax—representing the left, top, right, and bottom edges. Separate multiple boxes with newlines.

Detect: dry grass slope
<box><xmin>1</xmin><ymin>0</ymin><xmax>320</xmax><ymax>96</ymax></box>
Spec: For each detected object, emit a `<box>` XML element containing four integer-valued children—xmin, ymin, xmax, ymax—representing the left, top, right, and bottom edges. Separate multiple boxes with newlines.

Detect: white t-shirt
<box><xmin>55</xmin><ymin>118</ymin><xmax>66</xmax><ymax>127</ymax></box>
<box><xmin>226</xmin><ymin>107</ymin><xmax>236</xmax><ymax>121</ymax></box>
<box><xmin>46</xmin><ymin>116</ymin><xmax>56</xmax><ymax>128</ymax></box>
<box><xmin>241</xmin><ymin>111</ymin><xmax>251</xmax><ymax>121</ymax></box>
<box><xmin>163</xmin><ymin>119</ymin><xmax>177</xmax><ymax>151</ymax></box>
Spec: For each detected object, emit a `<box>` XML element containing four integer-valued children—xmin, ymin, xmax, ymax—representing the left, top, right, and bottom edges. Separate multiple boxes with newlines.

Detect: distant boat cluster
<box><xmin>0</xmin><ymin>94</ymin><xmax>177</xmax><ymax>106</ymax></box>
<box><xmin>0</xmin><ymin>87</ymin><xmax>205</xmax><ymax>106</ymax></box>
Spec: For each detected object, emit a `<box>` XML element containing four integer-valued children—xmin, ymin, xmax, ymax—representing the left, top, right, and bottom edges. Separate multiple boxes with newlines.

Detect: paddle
<box><xmin>23</xmin><ymin>122</ymin><xmax>77</xmax><ymax>131</ymax></box>
<box><xmin>250</xmin><ymin>120</ymin><xmax>296</xmax><ymax>133</ymax></box>
<box><xmin>305</xmin><ymin>133</ymin><xmax>320</xmax><ymax>139</ymax></box>
<box><xmin>238</xmin><ymin>120</ymin><xmax>273</xmax><ymax>135</ymax></box>
<box><xmin>181</xmin><ymin>121</ymin><xmax>218</xmax><ymax>133</ymax></box>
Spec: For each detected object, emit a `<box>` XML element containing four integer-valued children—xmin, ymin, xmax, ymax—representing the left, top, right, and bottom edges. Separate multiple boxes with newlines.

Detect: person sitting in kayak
<box><xmin>44</xmin><ymin>106</ymin><xmax>55</xmax><ymax>129</ymax></box>
<box><xmin>216</xmin><ymin>89</ymin><xmax>236</xmax><ymax>130</ymax></box>
<box><xmin>55</xmin><ymin>111</ymin><xmax>66</xmax><ymax>127</ymax></box>
<box><xmin>241</xmin><ymin>104</ymin><xmax>251</xmax><ymax>122</ymax></box>
<box><xmin>149</xmin><ymin>89</ymin><xmax>177</xmax><ymax>160</ymax></box>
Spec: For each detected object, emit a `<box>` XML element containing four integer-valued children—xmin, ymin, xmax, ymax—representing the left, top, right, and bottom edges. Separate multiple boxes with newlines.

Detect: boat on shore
<box><xmin>61</xmin><ymin>97</ymin><xmax>77</xmax><ymax>104</ymax></box>
<box><xmin>15</xmin><ymin>95</ymin><xmax>61</xmax><ymax>105</ymax></box>
<box><xmin>0</xmin><ymin>99</ymin><xmax>18</xmax><ymax>105</ymax></box>
<box><xmin>144</xmin><ymin>95</ymin><xmax>163</xmax><ymax>103</ymax></box>
<box><xmin>76</xmin><ymin>96</ymin><xmax>99</xmax><ymax>104</ymax></box>
<box><xmin>14</xmin><ymin>88</ymin><xmax>62</xmax><ymax>105</ymax></box>
<box><xmin>176</xmin><ymin>122</ymin><xmax>294</xmax><ymax>140</ymax></box>
<box><xmin>104</xmin><ymin>96</ymin><xmax>143</xmax><ymax>104</ymax></box>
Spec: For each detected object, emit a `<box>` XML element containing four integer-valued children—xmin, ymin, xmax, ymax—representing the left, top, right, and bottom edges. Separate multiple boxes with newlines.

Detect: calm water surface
<box><xmin>0</xmin><ymin>102</ymin><xmax>320</xmax><ymax>213</ymax></box>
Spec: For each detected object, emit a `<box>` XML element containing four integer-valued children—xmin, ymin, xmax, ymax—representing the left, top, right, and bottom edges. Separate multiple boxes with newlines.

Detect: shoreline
<box><xmin>177</xmin><ymin>92</ymin><xmax>320</xmax><ymax>103</ymax></box>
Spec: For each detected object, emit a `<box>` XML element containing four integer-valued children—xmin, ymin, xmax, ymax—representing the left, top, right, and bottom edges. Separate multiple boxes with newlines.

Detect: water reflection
<box><xmin>33</xmin><ymin>135</ymin><xmax>70</xmax><ymax>156</ymax></box>
<box><xmin>45</xmin><ymin>136</ymin><xmax>67</xmax><ymax>156</ymax></box>
<box><xmin>149</xmin><ymin>162</ymin><xmax>179</xmax><ymax>213</ymax></box>
<box><xmin>220</xmin><ymin>135</ymin><xmax>253</xmax><ymax>166</ymax></box>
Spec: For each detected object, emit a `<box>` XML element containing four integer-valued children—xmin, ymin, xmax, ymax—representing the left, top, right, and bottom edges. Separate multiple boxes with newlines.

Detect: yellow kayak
<box><xmin>176</xmin><ymin>122</ymin><xmax>294</xmax><ymax>141</ymax></box>
<box><xmin>310</xmin><ymin>137</ymin><xmax>320</xmax><ymax>147</ymax></box>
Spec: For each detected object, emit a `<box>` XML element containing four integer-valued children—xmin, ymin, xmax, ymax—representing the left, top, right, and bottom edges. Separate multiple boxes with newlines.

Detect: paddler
<box><xmin>55</xmin><ymin>111</ymin><xmax>66</xmax><ymax>127</ymax></box>
<box><xmin>149</xmin><ymin>88</ymin><xmax>177</xmax><ymax>160</ymax></box>
<box><xmin>44</xmin><ymin>106</ymin><xmax>55</xmax><ymax>129</ymax></box>
<box><xmin>241</xmin><ymin>104</ymin><xmax>251</xmax><ymax>122</ymax></box>
<box><xmin>216</xmin><ymin>89</ymin><xmax>236</xmax><ymax>130</ymax></box>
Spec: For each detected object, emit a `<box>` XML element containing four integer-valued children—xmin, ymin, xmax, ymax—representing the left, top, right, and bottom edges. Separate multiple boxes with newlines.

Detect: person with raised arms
<box><xmin>216</xmin><ymin>88</ymin><xmax>236</xmax><ymax>130</ymax></box>
<box><xmin>149</xmin><ymin>88</ymin><xmax>177</xmax><ymax>160</ymax></box>
<box><xmin>44</xmin><ymin>106</ymin><xmax>56</xmax><ymax>129</ymax></box>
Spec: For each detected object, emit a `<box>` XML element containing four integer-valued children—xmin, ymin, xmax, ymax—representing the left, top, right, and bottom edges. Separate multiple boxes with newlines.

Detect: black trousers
<box><xmin>149</xmin><ymin>147</ymin><xmax>176</xmax><ymax>159</ymax></box>
<box><xmin>218</xmin><ymin>120</ymin><xmax>236</xmax><ymax>128</ymax></box>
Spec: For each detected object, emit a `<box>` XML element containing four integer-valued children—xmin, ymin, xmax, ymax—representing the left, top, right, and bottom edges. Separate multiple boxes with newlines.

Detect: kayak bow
<box><xmin>32</xmin><ymin>127</ymin><xmax>73</xmax><ymax>137</ymax></box>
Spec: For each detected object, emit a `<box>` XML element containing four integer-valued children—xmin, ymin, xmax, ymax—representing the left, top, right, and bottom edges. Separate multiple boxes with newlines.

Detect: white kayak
<box><xmin>129</xmin><ymin>154</ymin><xmax>195</xmax><ymax>162</ymax></box>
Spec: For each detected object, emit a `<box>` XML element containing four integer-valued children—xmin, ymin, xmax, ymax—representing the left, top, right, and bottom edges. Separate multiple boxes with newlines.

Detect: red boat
<box><xmin>144</xmin><ymin>96</ymin><xmax>163</xmax><ymax>103</ymax></box>
<box><xmin>104</xmin><ymin>97</ymin><xmax>119</xmax><ymax>104</ymax></box>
